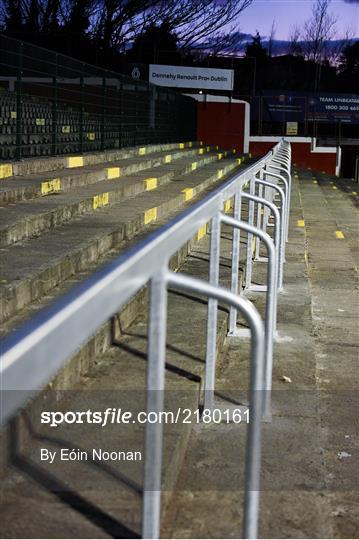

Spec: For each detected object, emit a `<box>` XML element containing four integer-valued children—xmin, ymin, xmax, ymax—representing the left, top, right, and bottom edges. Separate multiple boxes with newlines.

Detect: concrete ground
<box><xmin>162</xmin><ymin>170</ymin><xmax>359</xmax><ymax>539</ymax></box>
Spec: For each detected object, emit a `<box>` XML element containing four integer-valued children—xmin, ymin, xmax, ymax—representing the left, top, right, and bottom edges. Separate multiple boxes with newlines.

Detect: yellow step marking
<box><xmin>138</xmin><ymin>147</ymin><xmax>146</xmax><ymax>156</ymax></box>
<box><xmin>145</xmin><ymin>178</ymin><xmax>158</xmax><ymax>191</ymax></box>
<box><xmin>248</xmin><ymin>153</ymin><xmax>252</xmax><ymax>158</ymax></box>
<box><xmin>237</xmin><ymin>158</ymin><xmax>242</xmax><ymax>165</ymax></box>
<box><xmin>313</xmin><ymin>180</ymin><xmax>318</xmax><ymax>184</ymax></box>
<box><xmin>86</xmin><ymin>132</ymin><xmax>96</xmax><ymax>141</ymax></box>
<box><xmin>335</xmin><ymin>231</ymin><xmax>344</xmax><ymax>239</ymax></box>
<box><xmin>36</xmin><ymin>118</ymin><xmax>45</xmax><ymax>126</ymax></box>
<box><xmin>224</xmin><ymin>199</ymin><xmax>231</xmax><ymax>213</ymax></box>
<box><xmin>182</xmin><ymin>188</ymin><xmax>194</xmax><ymax>201</ymax></box>
<box><xmin>41</xmin><ymin>178</ymin><xmax>61</xmax><ymax>195</ymax></box>
<box><xmin>215</xmin><ymin>145</ymin><xmax>219</xmax><ymax>150</ymax></box>
<box><xmin>224</xmin><ymin>151</ymin><xmax>228</xmax><ymax>157</ymax></box>
<box><xmin>179</xmin><ymin>143</ymin><xmax>185</xmax><ymax>149</ymax></box>
<box><xmin>93</xmin><ymin>192</ymin><xmax>109</xmax><ymax>210</ymax></box>
<box><xmin>232</xmin><ymin>148</ymin><xmax>236</xmax><ymax>154</ymax></box>
<box><xmin>332</xmin><ymin>186</ymin><xmax>337</xmax><ymax>190</ymax></box>
<box><xmin>0</xmin><ymin>163</ymin><xmax>13</xmax><ymax>179</ymax></box>
<box><xmin>297</xmin><ymin>219</ymin><xmax>305</xmax><ymax>227</ymax></box>
<box><xmin>199</xmin><ymin>141</ymin><xmax>203</xmax><ymax>146</ymax></box>
<box><xmin>10</xmin><ymin>111</ymin><xmax>16</xmax><ymax>119</ymax></box>
<box><xmin>198</xmin><ymin>148</ymin><xmax>204</xmax><ymax>155</ymax></box>
<box><xmin>206</xmin><ymin>146</ymin><xmax>210</xmax><ymax>152</ymax></box>
<box><xmin>191</xmin><ymin>162</ymin><xmax>198</xmax><ymax>171</ymax></box>
<box><xmin>189</xmin><ymin>142</ymin><xmax>193</xmax><ymax>148</ymax></box>
<box><xmin>217</xmin><ymin>169</ymin><xmax>224</xmax><ymax>179</ymax></box>
<box><xmin>144</xmin><ymin>207</ymin><xmax>157</xmax><ymax>225</ymax></box>
<box><xmin>217</xmin><ymin>153</ymin><xmax>223</xmax><ymax>160</ymax></box>
<box><xmin>164</xmin><ymin>154</ymin><xmax>172</xmax><ymax>163</ymax></box>
<box><xmin>197</xmin><ymin>224</ymin><xmax>207</xmax><ymax>241</ymax></box>
<box><xmin>67</xmin><ymin>156</ymin><xmax>84</xmax><ymax>168</ymax></box>
<box><xmin>352</xmin><ymin>191</ymin><xmax>357</xmax><ymax>195</ymax></box>
<box><xmin>61</xmin><ymin>125</ymin><xmax>70</xmax><ymax>133</ymax></box>
<box><xmin>106</xmin><ymin>167</ymin><xmax>120</xmax><ymax>180</ymax></box>
<box><xmin>251</xmin><ymin>237</ymin><xmax>256</xmax><ymax>255</ymax></box>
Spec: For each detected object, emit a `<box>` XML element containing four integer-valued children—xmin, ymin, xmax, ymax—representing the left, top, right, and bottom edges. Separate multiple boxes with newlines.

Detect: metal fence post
<box><xmin>101</xmin><ymin>73</ymin><xmax>106</xmax><ymax>151</ymax></box>
<box><xmin>228</xmin><ymin>191</ymin><xmax>242</xmax><ymax>335</ymax></box>
<box><xmin>245</xmin><ymin>177</ymin><xmax>256</xmax><ymax>289</ymax></box>
<box><xmin>204</xmin><ymin>214</ymin><xmax>221</xmax><ymax>411</ymax></box>
<box><xmin>15</xmin><ymin>41</ymin><xmax>23</xmax><ymax>160</ymax></box>
<box><xmin>79</xmin><ymin>63</ymin><xmax>84</xmax><ymax>154</ymax></box>
<box><xmin>51</xmin><ymin>53</ymin><xmax>58</xmax><ymax>156</ymax></box>
<box><xmin>142</xmin><ymin>269</ymin><xmax>168</xmax><ymax>539</ymax></box>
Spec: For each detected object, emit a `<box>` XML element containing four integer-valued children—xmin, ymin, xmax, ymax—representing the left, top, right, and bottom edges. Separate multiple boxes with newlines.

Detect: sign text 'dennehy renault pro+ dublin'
<box><xmin>149</xmin><ymin>64</ymin><xmax>234</xmax><ymax>91</ymax></box>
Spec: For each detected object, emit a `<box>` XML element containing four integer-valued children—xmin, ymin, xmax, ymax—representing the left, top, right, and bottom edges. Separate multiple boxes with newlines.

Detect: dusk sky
<box><xmin>238</xmin><ymin>0</ymin><xmax>359</xmax><ymax>40</ymax></box>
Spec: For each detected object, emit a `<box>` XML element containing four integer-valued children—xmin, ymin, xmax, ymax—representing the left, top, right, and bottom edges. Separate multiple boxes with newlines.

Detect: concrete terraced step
<box><xmin>0</xmin><ymin>144</ymin><xmax>211</xmax><ymax>205</ymax></box>
<box><xmin>0</xmin><ymin>141</ymin><xmax>199</xmax><ymax>180</ymax></box>
<box><xmin>0</xmin><ymin>150</ymin><xmax>230</xmax><ymax>246</ymax></box>
<box><xmin>0</xmin><ymin>155</ymin><xmax>246</xmax><ymax>326</ymax></box>
<box><xmin>0</xmin><ymin>223</ymin><xmax>237</xmax><ymax>539</ymax></box>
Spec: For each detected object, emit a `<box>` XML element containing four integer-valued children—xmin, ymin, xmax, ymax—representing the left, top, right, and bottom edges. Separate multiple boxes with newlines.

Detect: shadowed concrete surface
<box><xmin>162</xmin><ymin>170</ymin><xmax>358</xmax><ymax>539</ymax></box>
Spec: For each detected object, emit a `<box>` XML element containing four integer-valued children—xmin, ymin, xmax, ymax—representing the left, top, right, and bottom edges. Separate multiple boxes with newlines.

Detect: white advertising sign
<box><xmin>149</xmin><ymin>64</ymin><xmax>234</xmax><ymax>91</ymax></box>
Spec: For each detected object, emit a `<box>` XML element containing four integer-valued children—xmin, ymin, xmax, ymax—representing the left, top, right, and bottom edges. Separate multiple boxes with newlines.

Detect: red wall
<box><xmin>197</xmin><ymin>102</ymin><xmax>246</xmax><ymax>152</ymax></box>
<box><xmin>249</xmin><ymin>140</ymin><xmax>337</xmax><ymax>175</ymax></box>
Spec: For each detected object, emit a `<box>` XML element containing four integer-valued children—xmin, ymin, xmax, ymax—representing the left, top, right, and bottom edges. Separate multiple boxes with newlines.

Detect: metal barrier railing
<box><xmin>0</xmin><ymin>139</ymin><xmax>292</xmax><ymax>539</ymax></box>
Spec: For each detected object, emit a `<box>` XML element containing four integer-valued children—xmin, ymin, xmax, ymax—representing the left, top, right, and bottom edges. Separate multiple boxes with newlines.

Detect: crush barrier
<box><xmin>0</xmin><ymin>139</ymin><xmax>292</xmax><ymax>539</ymax></box>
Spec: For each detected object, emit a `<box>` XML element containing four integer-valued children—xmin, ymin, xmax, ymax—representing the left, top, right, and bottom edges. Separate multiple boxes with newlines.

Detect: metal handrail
<box><xmin>0</xmin><ymin>138</ymin><xmax>292</xmax><ymax>539</ymax></box>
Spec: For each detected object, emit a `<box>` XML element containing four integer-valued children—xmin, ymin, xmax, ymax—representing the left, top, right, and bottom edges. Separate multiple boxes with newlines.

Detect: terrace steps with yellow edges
<box><xmin>0</xmin><ymin>149</ymin><xmax>222</xmax><ymax>247</ymax></box>
<box><xmin>0</xmin><ymin>146</ymin><xmax>249</xmax><ymax>327</ymax></box>
<box><xmin>0</xmin><ymin>142</ymin><xmax>201</xmax><ymax>204</ymax></box>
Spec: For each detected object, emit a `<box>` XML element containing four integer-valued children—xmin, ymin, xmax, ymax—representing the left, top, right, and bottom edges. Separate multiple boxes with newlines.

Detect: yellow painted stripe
<box><xmin>41</xmin><ymin>178</ymin><xmax>61</xmax><ymax>195</ymax></box>
<box><xmin>206</xmin><ymin>146</ymin><xmax>211</xmax><ymax>152</ymax></box>
<box><xmin>217</xmin><ymin>153</ymin><xmax>223</xmax><ymax>160</ymax></box>
<box><xmin>191</xmin><ymin>162</ymin><xmax>198</xmax><ymax>171</ymax></box>
<box><xmin>179</xmin><ymin>143</ymin><xmax>185</xmax><ymax>149</ymax></box>
<box><xmin>0</xmin><ymin>163</ymin><xmax>13</xmax><ymax>179</ymax></box>
<box><xmin>139</xmin><ymin>147</ymin><xmax>146</xmax><ymax>156</ymax></box>
<box><xmin>297</xmin><ymin>219</ymin><xmax>305</xmax><ymax>227</ymax></box>
<box><xmin>232</xmin><ymin>148</ymin><xmax>236</xmax><ymax>154</ymax></box>
<box><xmin>67</xmin><ymin>156</ymin><xmax>83</xmax><ymax>168</ymax></box>
<box><xmin>248</xmin><ymin>153</ymin><xmax>252</xmax><ymax>158</ymax></box>
<box><xmin>93</xmin><ymin>192</ymin><xmax>109</xmax><ymax>210</ymax></box>
<box><xmin>198</xmin><ymin>148</ymin><xmax>204</xmax><ymax>155</ymax></box>
<box><xmin>215</xmin><ymin>145</ymin><xmax>219</xmax><ymax>150</ymax></box>
<box><xmin>335</xmin><ymin>231</ymin><xmax>344</xmax><ymax>239</ymax></box>
<box><xmin>224</xmin><ymin>151</ymin><xmax>228</xmax><ymax>157</ymax></box>
<box><xmin>332</xmin><ymin>186</ymin><xmax>337</xmax><ymax>190</ymax></box>
<box><xmin>197</xmin><ymin>224</ymin><xmax>207</xmax><ymax>241</ymax></box>
<box><xmin>182</xmin><ymin>188</ymin><xmax>194</xmax><ymax>201</ymax></box>
<box><xmin>144</xmin><ymin>207</ymin><xmax>157</xmax><ymax>225</ymax></box>
<box><xmin>189</xmin><ymin>142</ymin><xmax>193</xmax><ymax>148</ymax></box>
<box><xmin>199</xmin><ymin>141</ymin><xmax>203</xmax><ymax>146</ymax></box>
<box><xmin>107</xmin><ymin>167</ymin><xmax>120</xmax><ymax>180</ymax></box>
<box><xmin>217</xmin><ymin>169</ymin><xmax>224</xmax><ymax>179</ymax></box>
<box><xmin>313</xmin><ymin>180</ymin><xmax>318</xmax><ymax>184</ymax></box>
<box><xmin>164</xmin><ymin>154</ymin><xmax>172</xmax><ymax>163</ymax></box>
<box><xmin>352</xmin><ymin>191</ymin><xmax>357</xmax><ymax>195</ymax></box>
<box><xmin>224</xmin><ymin>199</ymin><xmax>231</xmax><ymax>213</ymax></box>
<box><xmin>145</xmin><ymin>177</ymin><xmax>157</xmax><ymax>191</ymax></box>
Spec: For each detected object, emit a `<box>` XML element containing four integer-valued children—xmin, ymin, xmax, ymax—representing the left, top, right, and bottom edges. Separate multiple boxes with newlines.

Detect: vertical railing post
<box><xmin>51</xmin><ymin>53</ymin><xmax>58</xmax><ymax>156</ymax></box>
<box><xmin>228</xmin><ymin>191</ymin><xmax>242</xmax><ymax>335</ymax></box>
<box><xmin>101</xmin><ymin>73</ymin><xmax>106</xmax><ymax>152</ymax></box>
<box><xmin>204</xmin><ymin>215</ymin><xmax>221</xmax><ymax>411</ymax></box>
<box><xmin>15</xmin><ymin>41</ymin><xmax>23</xmax><ymax>160</ymax></box>
<box><xmin>142</xmin><ymin>269</ymin><xmax>168</xmax><ymax>539</ymax></box>
<box><xmin>255</xmin><ymin>172</ymin><xmax>263</xmax><ymax>260</ymax></box>
<box><xmin>79</xmin><ymin>63</ymin><xmax>84</xmax><ymax>153</ymax></box>
<box><xmin>245</xmin><ymin>176</ymin><xmax>255</xmax><ymax>289</ymax></box>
